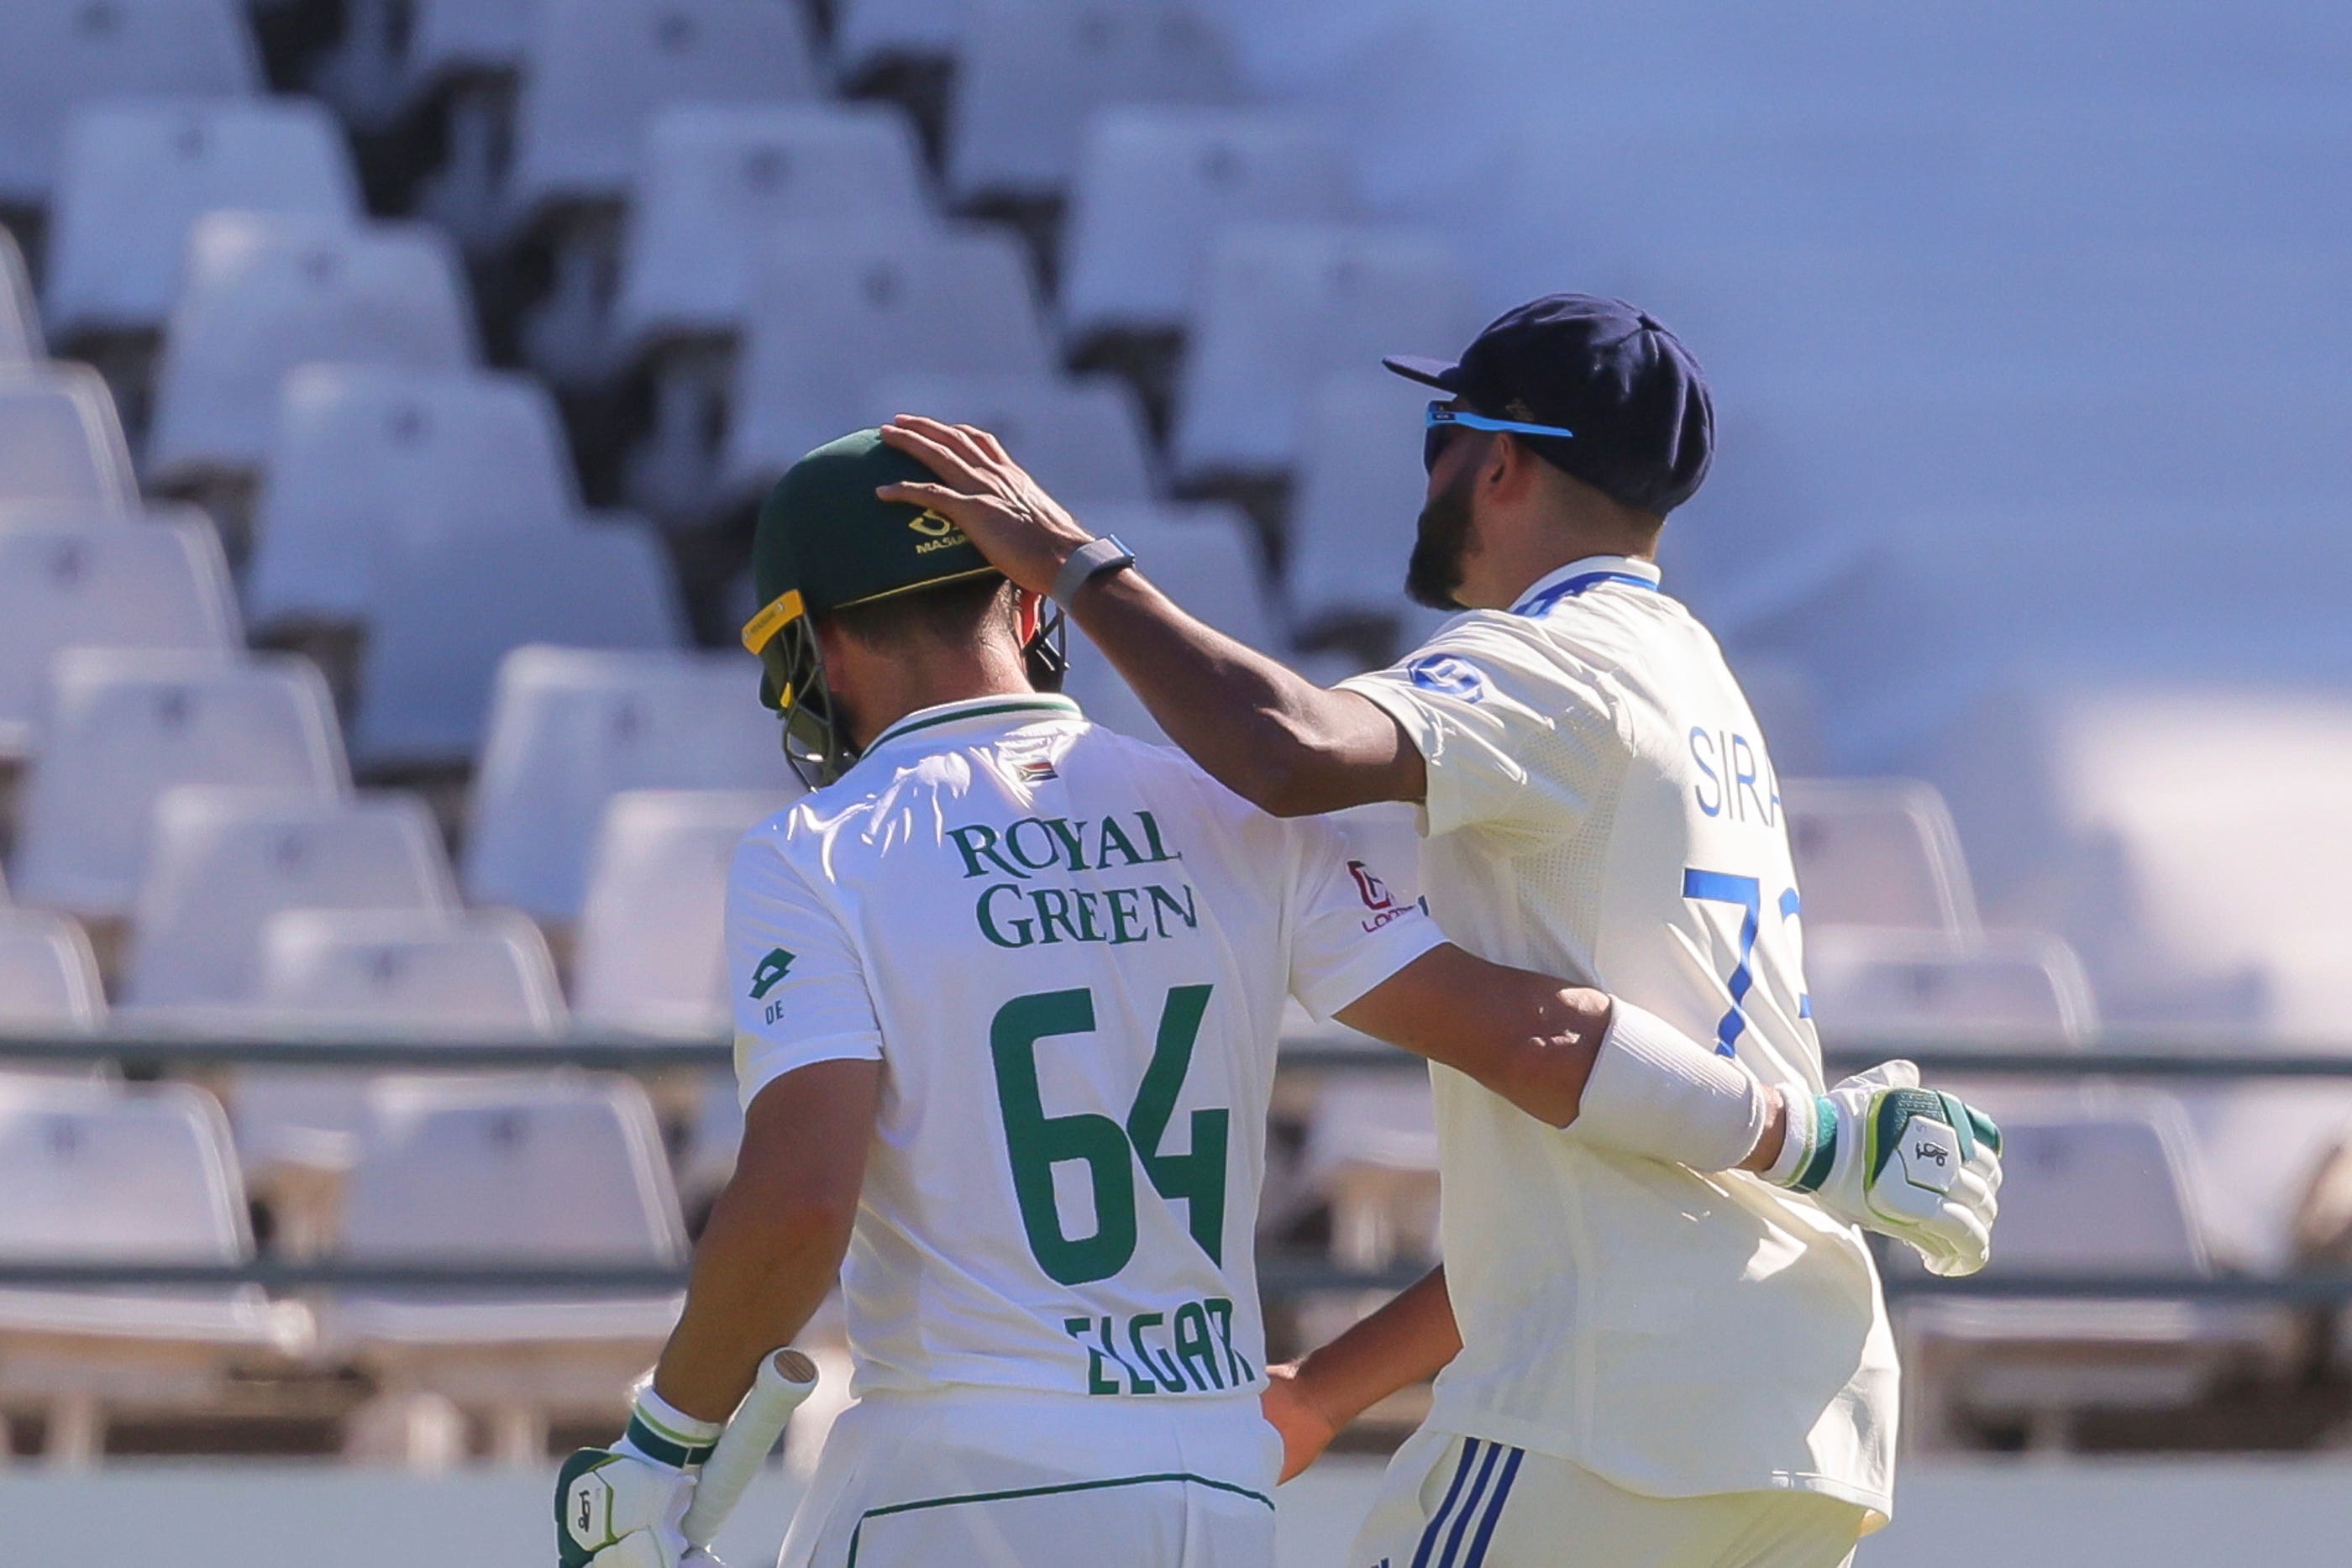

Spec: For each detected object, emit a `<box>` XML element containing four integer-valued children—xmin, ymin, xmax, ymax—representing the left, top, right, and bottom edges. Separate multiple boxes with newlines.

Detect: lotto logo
<box><xmin>1895</xmin><ymin>1118</ymin><xmax>1961</xmax><ymax>1195</ymax></box>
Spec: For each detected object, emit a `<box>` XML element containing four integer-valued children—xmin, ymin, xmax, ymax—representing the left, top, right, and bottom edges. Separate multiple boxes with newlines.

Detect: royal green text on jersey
<box><xmin>948</xmin><ymin>810</ymin><xmax>1201</xmax><ymax>951</ymax></box>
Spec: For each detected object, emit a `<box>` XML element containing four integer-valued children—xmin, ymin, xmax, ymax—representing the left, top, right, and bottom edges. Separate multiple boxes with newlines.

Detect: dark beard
<box><xmin>1404</xmin><ymin>464</ymin><xmax>1477</xmax><ymax>609</ymax></box>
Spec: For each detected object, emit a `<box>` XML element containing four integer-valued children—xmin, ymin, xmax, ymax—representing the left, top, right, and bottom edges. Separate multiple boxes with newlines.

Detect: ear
<box><xmin>1486</xmin><ymin>433</ymin><xmax>1540</xmax><ymax>502</ymax></box>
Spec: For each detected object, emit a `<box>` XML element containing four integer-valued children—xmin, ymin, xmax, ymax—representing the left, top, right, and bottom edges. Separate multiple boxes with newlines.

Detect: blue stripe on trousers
<box><xmin>1459</xmin><ymin>1446</ymin><xmax>1525</xmax><ymax>1567</ymax></box>
<box><xmin>1435</xmin><ymin>1441</ymin><xmax>1505</xmax><ymax>1568</ymax></box>
<box><xmin>1407</xmin><ymin>1438</ymin><xmax>1483</xmax><ymax>1568</ymax></box>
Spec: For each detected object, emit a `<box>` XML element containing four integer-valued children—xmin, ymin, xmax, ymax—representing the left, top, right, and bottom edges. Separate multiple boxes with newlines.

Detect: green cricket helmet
<box><xmin>740</xmin><ymin>427</ymin><xmax>1066</xmax><ymax>787</ymax></box>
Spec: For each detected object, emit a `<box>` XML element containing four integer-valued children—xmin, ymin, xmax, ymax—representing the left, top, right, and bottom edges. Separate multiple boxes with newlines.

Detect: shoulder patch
<box><xmin>1406</xmin><ymin>654</ymin><xmax>1486</xmax><ymax>701</ymax></box>
<box><xmin>748</xmin><ymin>947</ymin><xmax>796</xmax><ymax>1000</ymax></box>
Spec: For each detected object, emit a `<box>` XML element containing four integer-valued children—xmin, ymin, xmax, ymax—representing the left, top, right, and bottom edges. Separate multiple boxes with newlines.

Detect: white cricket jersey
<box><xmin>727</xmin><ymin>693</ymin><xmax>1441</xmax><ymax>1405</ymax></box>
<box><xmin>1341</xmin><ymin>555</ymin><xmax>1900</xmax><ymax>1519</ymax></box>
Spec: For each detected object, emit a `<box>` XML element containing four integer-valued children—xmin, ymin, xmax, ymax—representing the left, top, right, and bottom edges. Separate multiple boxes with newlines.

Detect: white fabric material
<box><xmin>1574</xmin><ymin>999</ymin><xmax>1770</xmax><ymax>1174</ymax></box>
<box><xmin>728</xmin><ymin>695</ymin><xmax>1440</xmax><ymax>1403</ymax></box>
<box><xmin>1339</xmin><ymin>555</ymin><xmax>1898</xmax><ymax>1518</ymax></box>
<box><xmin>1352</xmin><ymin>1429</ymin><xmax>1868</xmax><ymax>1568</ymax></box>
<box><xmin>777</xmin><ymin>1387</ymin><xmax>1278</xmax><ymax>1568</ymax></box>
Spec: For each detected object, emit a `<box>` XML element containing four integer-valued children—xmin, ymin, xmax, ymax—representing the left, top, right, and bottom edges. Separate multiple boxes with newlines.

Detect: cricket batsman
<box><xmin>873</xmin><ymin>294</ymin><xmax>2006</xmax><ymax>1568</ymax></box>
<box><xmin>552</xmin><ymin>424</ymin><xmax>1981</xmax><ymax>1568</ymax></box>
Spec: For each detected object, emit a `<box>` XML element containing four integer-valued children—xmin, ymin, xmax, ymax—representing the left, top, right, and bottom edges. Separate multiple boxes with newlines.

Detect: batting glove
<box><xmin>1765</xmin><ymin>1060</ymin><xmax>2003</xmax><ymax>1277</ymax></box>
<box><xmin>557</xmin><ymin>1390</ymin><xmax>726</xmax><ymax>1568</ymax></box>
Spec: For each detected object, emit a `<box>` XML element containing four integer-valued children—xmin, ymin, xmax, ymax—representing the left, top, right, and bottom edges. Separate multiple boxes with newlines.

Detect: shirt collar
<box><xmin>1509</xmin><ymin>554</ymin><xmax>1664</xmax><ymax>618</ymax></box>
<box><xmin>863</xmin><ymin>692</ymin><xmax>1083</xmax><ymax>757</ymax></box>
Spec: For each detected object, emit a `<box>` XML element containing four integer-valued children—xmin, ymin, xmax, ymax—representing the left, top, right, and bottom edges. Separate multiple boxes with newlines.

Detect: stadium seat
<box><xmin>464</xmin><ymin>650</ymin><xmax>794</xmax><ymax>921</ymax></box>
<box><xmin>611</xmin><ymin>103</ymin><xmax>934</xmax><ymax>367</ymax></box>
<box><xmin>945</xmin><ymin>0</ymin><xmax>1242</xmax><ymax>203</ymax></box>
<box><xmin>122</xmin><ymin>789</ymin><xmax>459</xmax><ymax>1015</ymax></box>
<box><xmin>145</xmin><ymin>214</ymin><xmax>478</xmax><ymax>496</ymax></box>
<box><xmin>0</xmin><ymin>1078</ymin><xmax>307</xmax><ymax>1464</ymax></box>
<box><xmin>323</xmin><ymin>1075</ymin><xmax>687</xmax><ymax>1465</ymax></box>
<box><xmin>41</xmin><ymin>98</ymin><xmax>363</xmax><ymax>347</ymax></box>
<box><xmin>0</xmin><ymin>231</ymin><xmax>41</xmax><ymax>364</ymax></box>
<box><xmin>859</xmin><ymin>373</ymin><xmax>1157</xmax><ymax>505</ymax></box>
<box><xmin>312</xmin><ymin>0</ymin><xmax>534</xmax><ymax>130</ymax></box>
<box><xmin>722</xmin><ymin>227</ymin><xmax>1054</xmax><ymax>501</ymax></box>
<box><xmin>0</xmin><ymin>0</ymin><xmax>261</xmax><ymax>208</ymax></box>
<box><xmin>244</xmin><ymin>366</ymin><xmax>580</xmax><ymax>631</ymax></box>
<box><xmin>11</xmin><ymin>651</ymin><xmax>350</xmax><ymax>920</ymax></box>
<box><xmin>258</xmin><ymin>908</ymin><xmax>565</xmax><ymax>1034</ymax></box>
<box><xmin>1059</xmin><ymin>108</ymin><xmax>1353</xmax><ymax>349</ymax></box>
<box><xmin>1057</xmin><ymin>503</ymin><xmax>1282</xmax><ymax>745</ymax></box>
<box><xmin>1284</xmin><ymin>371</ymin><xmax>1434</xmax><ymax>645</ymax></box>
<box><xmin>0</xmin><ymin>514</ymin><xmax>242</xmax><ymax>758</ymax></box>
<box><xmin>1782</xmin><ymin>777</ymin><xmax>1981</xmax><ymax>935</ymax></box>
<box><xmin>1171</xmin><ymin>223</ymin><xmax>1481</xmax><ymax>483</ymax></box>
<box><xmin>0</xmin><ymin>364</ymin><xmax>139</xmax><ymax>514</ymax></box>
<box><xmin>831</xmin><ymin>0</ymin><xmax>969</xmax><ymax>81</ymax></box>
<box><xmin>506</xmin><ymin>0</ymin><xmax>821</xmax><ymax>232</ymax></box>
<box><xmin>572</xmin><ymin>789</ymin><xmax>803</xmax><ymax>1036</ymax></box>
<box><xmin>0</xmin><ymin>909</ymin><xmax>108</xmax><ymax>1035</ymax></box>
<box><xmin>1898</xmin><ymin>1097</ymin><xmax>2278</xmax><ymax>1450</ymax></box>
<box><xmin>1806</xmin><ymin>927</ymin><xmax>2098</xmax><ymax>1048</ymax></box>
<box><xmin>350</xmin><ymin>526</ymin><xmax>688</xmax><ymax>768</ymax></box>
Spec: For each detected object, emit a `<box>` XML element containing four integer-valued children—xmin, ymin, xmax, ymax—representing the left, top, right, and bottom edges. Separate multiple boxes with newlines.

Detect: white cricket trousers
<box><xmin>775</xmin><ymin>1386</ymin><xmax>1281</xmax><ymax>1568</ymax></box>
<box><xmin>1350</xmin><ymin>1429</ymin><xmax>1872</xmax><ymax>1568</ymax></box>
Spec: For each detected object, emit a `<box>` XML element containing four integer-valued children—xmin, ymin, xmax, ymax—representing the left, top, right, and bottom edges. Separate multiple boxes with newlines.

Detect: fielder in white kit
<box><xmin>875</xmin><ymin>295</ymin><xmax>2007</xmax><ymax>1568</ymax></box>
<box><xmin>552</xmin><ymin>427</ymin><xmax>1937</xmax><ymax>1568</ymax></box>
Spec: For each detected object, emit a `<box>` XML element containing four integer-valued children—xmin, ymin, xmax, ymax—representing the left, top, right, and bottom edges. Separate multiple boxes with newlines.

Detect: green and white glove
<box><xmin>1765</xmin><ymin>1060</ymin><xmax>2003</xmax><ymax>1277</ymax></box>
<box><xmin>557</xmin><ymin>1388</ymin><xmax>725</xmax><ymax>1568</ymax></box>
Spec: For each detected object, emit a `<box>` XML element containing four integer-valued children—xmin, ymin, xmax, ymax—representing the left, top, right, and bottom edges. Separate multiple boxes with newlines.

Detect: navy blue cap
<box><xmin>1386</xmin><ymin>293</ymin><xmax>1714</xmax><ymax>516</ymax></box>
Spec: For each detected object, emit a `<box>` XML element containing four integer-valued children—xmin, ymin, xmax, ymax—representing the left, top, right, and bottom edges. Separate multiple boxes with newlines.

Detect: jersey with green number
<box><xmin>727</xmin><ymin>694</ymin><xmax>1440</xmax><ymax>1403</ymax></box>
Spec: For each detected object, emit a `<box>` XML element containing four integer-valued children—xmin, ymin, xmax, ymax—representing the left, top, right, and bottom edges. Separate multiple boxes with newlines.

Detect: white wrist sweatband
<box><xmin>1763</xmin><ymin>1088</ymin><xmax>1824</xmax><ymax>1188</ymax></box>
<box><xmin>617</xmin><ymin>1385</ymin><xmax>724</xmax><ymax>1471</ymax></box>
<box><xmin>1570</xmin><ymin>999</ymin><xmax>1770</xmax><ymax>1174</ymax></box>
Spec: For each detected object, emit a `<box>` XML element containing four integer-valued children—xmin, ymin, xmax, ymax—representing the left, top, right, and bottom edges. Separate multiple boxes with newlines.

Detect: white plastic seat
<box><xmin>0</xmin><ymin>910</ymin><xmax>108</xmax><ymax>1033</ymax></box>
<box><xmin>314</xmin><ymin>0</ymin><xmax>536</xmax><ymax>128</ymax></box>
<box><xmin>1</xmin><ymin>231</ymin><xmax>40</xmax><ymax>364</ymax></box>
<box><xmin>351</xmin><ymin>526</ymin><xmax>687</xmax><ymax>768</ymax></box>
<box><xmin>832</xmin><ymin>0</ymin><xmax>968</xmax><ymax>77</ymax></box>
<box><xmin>1172</xmin><ymin>223</ymin><xmax>1480</xmax><ymax>482</ymax></box>
<box><xmin>41</xmin><ymin>98</ymin><xmax>363</xmax><ymax>345</ymax></box>
<box><xmin>1806</xmin><ymin>927</ymin><xmax>2097</xmax><ymax>1048</ymax></box>
<box><xmin>573</xmin><ymin>789</ymin><xmax>802</xmax><ymax>1036</ymax></box>
<box><xmin>123</xmin><ymin>790</ymin><xmax>458</xmax><ymax>1014</ymax></box>
<box><xmin>1285</xmin><ymin>371</ymin><xmax>1436</xmax><ymax>638</ymax></box>
<box><xmin>1783</xmin><ymin>777</ymin><xmax>1981</xmax><ymax>934</ymax></box>
<box><xmin>612</xmin><ymin>103</ymin><xmax>933</xmax><ymax>364</ymax></box>
<box><xmin>0</xmin><ymin>516</ymin><xmax>242</xmax><ymax>758</ymax></box>
<box><xmin>1060</xmin><ymin>108</ymin><xmax>1352</xmax><ymax>346</ymax></box>
<box><xmin>724</xmin><ymin>227</ymin><xmax>1053</xmax><ymax>496</ymax></box>
<box><xmin>259</xmin><ymin>908</ymin><xmax>565</xmax><ymax>1034</ymax></box>
<box><xmin>323</xmin><ymin>1075</ymin><xmax>686</xmax><ymax>1463</ymax></box>
<box><xmin>1900</xmin><ymin>1097</ymin><xmax>2275</xmax><ymax>1446</ymax></box>
<box><xmin>507</xmin><ymin>0</ymin><xmax>820</xmax><ymax>230</ymax></box>
<box><xmin>946</xmin><ymin>0</ymin><xmax>1241</xmax><ymax>202</ymax></box>
<box><xmin>146</xmin><ymin>214</ymin><xmax>479</xmax><ymax>489</ymax></box>
<box><xmin>860</xmin><ymin>372</ymin><xmax>1155</xmax><ymax>505</ymax></box>
<box><xmin>0</xmin><ymin>365</ymin><xmax>139</xmax><ymax>513</ymax></box>
<box><xmin>0</xmin><ymin>1078</ymin><xmax>306</xmax><ymax>1462</ymax></box>
<box><xmin>244</xmin><ymin>367</ymin><xmax>580</xmax><ymax>629</ymax></box>
<box><xmin>1058</xmin><ymin>503</ymin><xmax>1280</xmax><ymax>745</ymax></box>
<box><xmin>464</xmin><ymin>650</ymin><xmax>795</xmax><ymax>921</ymax></box>
<box><xmin>11</xmin><ymin>651</ymin><xmax>351</xmax><ymax>919</ymax></box>
<box><xmin>0</xmin><ymin>0</ymin><xmax>260</xmax><ymax>207</ymax></box>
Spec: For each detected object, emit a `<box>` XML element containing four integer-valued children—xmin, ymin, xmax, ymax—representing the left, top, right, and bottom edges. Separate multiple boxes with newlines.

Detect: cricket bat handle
<box><xmin>681</xmin><ymin>1348</ymin><xmax>820</xmax><ymax>1548</ymax></box>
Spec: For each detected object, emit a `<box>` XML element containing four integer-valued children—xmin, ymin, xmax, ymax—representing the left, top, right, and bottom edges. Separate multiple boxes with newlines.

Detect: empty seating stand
<box><xmin>0</xmin><ymin>909</ymin><xmax>109</xmax><ymax>1039</ymax></box>
<box><xmin>0</xmin><ymin>365</ymin><xmax>139</xmax><ymax>516</ymax></box>
<box><xmin>11</xmin><ymin>651</ymin><xmax>351</xmax><ymax>920</ymax></box>
<box><xmin>464</xmin><ymin>649</ymin><xmax>793</xmax><ymax>921</ymax></box>
<box><xmin>1782</xmin><ymin>776</ymin><xmax>1982</xmax><ymax>934</ymax></box>
<box><xmin>858</xmin><ymin>372</ymin><xmax>1157</xmax><ymax>506</ymax></box>
<box><xmin>0</xmin><ymin>1078</ymin><xmax>308</xmax><ymax>1464</ymax></box>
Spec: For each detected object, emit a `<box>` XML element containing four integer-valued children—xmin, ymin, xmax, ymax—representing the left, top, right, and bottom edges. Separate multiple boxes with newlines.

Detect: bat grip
<box><xmin>680</xmin><ymin>1348</ymin><xmax>819</xmax><ymax>1548</ymax></box>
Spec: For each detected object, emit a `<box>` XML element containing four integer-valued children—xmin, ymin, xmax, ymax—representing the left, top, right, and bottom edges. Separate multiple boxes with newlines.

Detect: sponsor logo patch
<box><xmin>1406</xmin><ymin>654</ymin><xmax>1484</xmax><ymax>700</ymax></box>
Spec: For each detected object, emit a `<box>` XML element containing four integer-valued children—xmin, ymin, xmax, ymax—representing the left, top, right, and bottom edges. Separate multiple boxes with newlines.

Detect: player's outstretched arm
<box><xmin>1334</xmin><ymin>944</ymin><xmax>1786</xmax><ymax>1176</ymax></box>
<box><xmin>557</xmin><ymin>1059</ymin><xmax>880</xmax><ymax>1568</ymax></box>
<box><xmin>874</xmin><ymin>415</ymin><xmax>1424</xmax><ymax>816</ymax></box>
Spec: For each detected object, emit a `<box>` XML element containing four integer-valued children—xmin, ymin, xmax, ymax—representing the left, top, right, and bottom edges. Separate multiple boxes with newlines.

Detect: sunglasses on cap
<box><xmin>1424</xmin><ymin>401</ymin><xmax>1577</xmax><ymax>473</ymax></box>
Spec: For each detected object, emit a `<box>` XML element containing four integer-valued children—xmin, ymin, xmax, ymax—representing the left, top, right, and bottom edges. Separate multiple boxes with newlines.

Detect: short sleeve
<box><xmin>1283</xmin><ymin>814</ymin><xmax>1446</xmax><ymax>1022</ymax></box>
<box><xmin>1339</xmin><ymin>615</ymin><xmax>1622</xmax><ymax>841</ymax></box>
<box><xmin>727</xmin><ymin>829</ymin><xmax>885</xmax><ymax>1110</ymax></box>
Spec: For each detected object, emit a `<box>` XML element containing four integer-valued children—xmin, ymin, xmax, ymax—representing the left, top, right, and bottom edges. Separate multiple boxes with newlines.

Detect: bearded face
<box><xmin>1405</xmin><ymin>448</ymin><xmax>1481</xmax><ymax>610</ymax></box>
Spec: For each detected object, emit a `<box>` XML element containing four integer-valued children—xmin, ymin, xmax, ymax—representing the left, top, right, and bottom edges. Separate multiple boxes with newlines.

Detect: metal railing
<box><xmin>2</xmin><ymin>1030</ymin><xmax>2347</xmax><ymax>1306</ymax></box>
